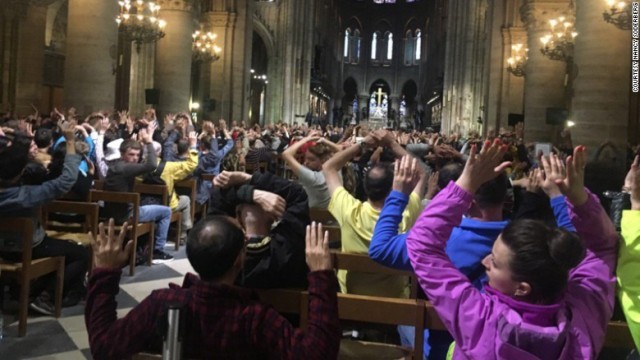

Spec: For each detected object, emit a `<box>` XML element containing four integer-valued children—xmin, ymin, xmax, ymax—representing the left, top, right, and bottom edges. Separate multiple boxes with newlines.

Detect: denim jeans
<box><xmin>138</xmin><ymin>205</ymin><xmax>171</xmax><ymax>250</ymax></box>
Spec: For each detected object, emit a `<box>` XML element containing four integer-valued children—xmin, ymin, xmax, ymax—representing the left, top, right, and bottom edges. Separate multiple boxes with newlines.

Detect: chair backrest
<box><xmin>309</xmin><ymin>207</ymin><xmax>337</xmax><ymax>225</ymax></box>
<box><xmin>331</xmin><ymin>250</ymin><xmax>419</xmax><ymax>298</ymax></box>
<box><xmin>175</xmin><ymin>178</ymin><xmax>198</xmax><ymax>219</ymax></box>
<box><xmin>245</xmin><ymin>161</ymin><xmax>268</xmax><ymax>174</ymax></box>
<box><xmin>0</xmin><ymin>217</ymin><xmax>35</xmax><ymax>269</ymax></box>
<box><xmin>42</xmin><ymin>200</ymin><xmax>99</xmax><ymax>235</ymax></box>
<box><xmin>89</xmin><ymin>189</ymin><xmax>141</xmax><ymax>224</ymax></box>
<box><xmin>134</xmin><ymin>182</ymin><xmax>170</xmax><ymax>205</ymax></box>
<box><xmin>94</xmin><ymin>179</ymin><xmax>104</xmax><ymax>190</ymax></box>
<box><xmin>604</xmin><ymin>321</ymin><xmax>634</xmax><ymax>349</ymax></box>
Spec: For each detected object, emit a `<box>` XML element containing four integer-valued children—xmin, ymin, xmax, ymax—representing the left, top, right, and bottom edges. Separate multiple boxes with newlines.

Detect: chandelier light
<box><xmin>116</xmin><ymin>0</ymin><xmax>166</xmax><ymax>51</ymax></box>
<box><xmin>603</xmin><ymin>0</ymin><xmax>631</xmax><ymax>30</ymax></box>
<box><xmin>507</xmin><ymin>43</ymin><xmax>528</xmax><ymax>77</ymax></box>
<box><xmin>540</xmin><ymin>16</ymin><xmax>578</xmax><ymax>62</ymax></box>
<box><xmin>192</xmin><ymin>31</ymin><xmax>222</xmax><ymax>63</ymax></box>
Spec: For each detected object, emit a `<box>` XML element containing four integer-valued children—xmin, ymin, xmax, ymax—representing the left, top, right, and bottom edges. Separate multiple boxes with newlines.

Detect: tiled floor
<box><xmin>0</xmin><ymin>248</ymin><xmax>192</xmax><ymax>360</ymax></box>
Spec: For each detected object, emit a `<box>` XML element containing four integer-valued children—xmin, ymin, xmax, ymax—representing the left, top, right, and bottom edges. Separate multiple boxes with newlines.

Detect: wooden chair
<box><xmin>331</xmin><ymin>250</ymin><xmax>419</xmax><ymax>299</ymax></box>
<box><xmin>336</xmin><ymin>293</ymin><xmax>427</xmax><ymax>360</ymax></box>
<box><xmin>604</xmin><ymin>320</ymin><xmax>634</xmax><ymax>349</ymax></box>
<box><xmin>42</xmin><ymin>200</ymin><xmax>98</xmax><ymax>273</ymax></box>
<box><xmin>309</xmin><ymin>207</ymin><xmax>338</xmax><ymax>226</ymax></box>
<box><xmin>134</xmin><ymin>182</ymin><xmax>182</xmax><ymax>250</ymax></box>
<box><xmin>326</xmin><ymin>225</ymin><xmax>341</xmax><ymax>249</ymax></box>
<box><xmin>175</xmin><ymin>178</ymin><xmax>207</xmax><ymax>223</ymax></box>
<box><xmin>89</xmin><ymin>190</ymin><xmax>155</xmax><ymax>276</ymax></box>
<box><xmin>0</xmin><ymin>218</ymin><xmax>64</xmax><ymax>337</ymax></box>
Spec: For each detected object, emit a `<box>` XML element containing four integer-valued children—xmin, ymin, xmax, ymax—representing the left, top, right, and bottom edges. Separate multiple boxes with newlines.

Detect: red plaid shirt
<box><xmin>85</xmin><ymin>268</ymin><xmax>340</xmax><ymax>359</ymax></box>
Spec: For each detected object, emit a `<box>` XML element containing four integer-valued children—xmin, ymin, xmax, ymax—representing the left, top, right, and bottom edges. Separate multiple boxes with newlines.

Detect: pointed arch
<box><xmin>252</xmin><ymin>16</ymin><xmax>275</xmax><ymax>59</ymax></box>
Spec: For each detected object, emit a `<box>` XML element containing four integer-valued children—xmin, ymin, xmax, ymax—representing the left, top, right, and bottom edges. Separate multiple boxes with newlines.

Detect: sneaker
<box><xmin>29</xmin><ymin>293</ymin><xmax>55</xmax><ymax>316</ymax></box>
<box><xmin>152</xmin><ymin>250</ymin><xmax>174</xmax><ymax>264</ymax></box>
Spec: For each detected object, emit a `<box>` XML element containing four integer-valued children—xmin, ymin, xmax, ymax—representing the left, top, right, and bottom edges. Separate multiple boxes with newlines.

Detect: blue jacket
<box><xmin>369</xmin><ymin>190</ymin><xmax>575</xmax><ymax>283</ymax></box>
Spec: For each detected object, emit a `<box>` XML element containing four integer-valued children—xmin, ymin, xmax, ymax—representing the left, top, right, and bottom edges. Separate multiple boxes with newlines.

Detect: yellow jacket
<box><xmin>618</xmin><ymin>210</ymin><xmax>640</xmax><ymax>350</ymax></box>
<box><xmin>160</xmin><ymin>150</ymin><xmax>199</xmax><ymax>209</ymax></box>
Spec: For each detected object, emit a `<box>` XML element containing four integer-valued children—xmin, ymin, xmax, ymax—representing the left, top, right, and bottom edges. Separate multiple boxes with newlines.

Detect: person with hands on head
<box><xmin>209</xmin><ymin>169</ymin><xmax>310</xmax><ymax>289</ymax></box>
<box><xmin>323</xmin><ymin>135</ymin><xmax>424</xmax><ymax>298</ymax></box>
<box><xmin>406</xmin><ymin>143</ymin><xmax>619</xmax><ymax>359</ymax></box>
<box><xmin>85</xmin><ymin>218</ymin><xmax>340</xmax><ymax>360</ymax></box>
<box><xmin>104</xmin><ymin>121</ymin><xmax>174</xmax><ymax>263</ymax></box>
<box><xmin>281</xmin><ymin>130</ymin><xmax>338</xmax><ymax>209</ymax></box>
<box><xmin>616</xmin><ymin>155</ymin><xmax>640</xmax><ymax>351</ymax></box>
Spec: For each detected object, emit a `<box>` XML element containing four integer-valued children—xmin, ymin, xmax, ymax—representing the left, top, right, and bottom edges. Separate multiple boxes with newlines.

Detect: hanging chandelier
<box><xmin>192</xmin><ymin>31</ymin><xmax>222</xmax><ymax>63</ymax></box>
<box><xmin>540</xmin><ymin>16</ymin><xmax>578</xmax><ymax>62</ymax></box>
<box><xmin>116</xmin><ymin>0</ymin><xmax>166</xmax><ymax>50</ymax></box>
<box><xmin>603</xmin><ymin>0</ymin><xmax>631</xmax><ymax>30</ymax></box>
<box><xmin>507</xmin><ymin>43</ymin><xmax>528</xmax><ymax>77</ymax></box>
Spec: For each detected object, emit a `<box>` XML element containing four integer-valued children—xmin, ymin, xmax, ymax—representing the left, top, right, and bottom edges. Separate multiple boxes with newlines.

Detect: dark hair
<box><xmin>438</xmin><ymin>162</ymin><xmax>463</xmax><ymax>190</ymax></box>
<box><xmin>186</xmin><ymin>216</ymin><xmax>245</xmax><ymax>281</ymax></box>
<box><xmin>119</xmin><ymin>139</ymin><xmax>142</xmax><ymax>153</ymax></box>
<box><xmin>474</xmin><ymin>172</ymin><xmax>508</xmax><ymax>207</ymax></box>
<box><xmin>500</xmin><ymin>219</ymin><xmax>585</xmax><ymax>304</ymax></box>
<box><xmin>177</xmin><ymin>139</ymin><xmax>190</xmax><ymax>155</ymax></box>
<box><xmin>364</xmin><ymin>163</ymin><xmax>394</xmax><ymax>202</ymax></box>
<box><xmin>0</xmin><ymin>132</ymin><xmax>32</xmax><ymax>187</ymax></box>
<box><xmin>34</xmin><ymin>128</ymin><xmax>53</xmax><ymax>148</ymax></box>
<box><xmin>199</xmin><ymin>135</ymin><xmax>212</xmax><ymax>150</ymax></box>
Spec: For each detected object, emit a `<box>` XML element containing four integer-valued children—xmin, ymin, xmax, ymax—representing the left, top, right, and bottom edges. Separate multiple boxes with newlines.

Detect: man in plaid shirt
<box><xmin>85</xmin><ymin>217</ymin><xmax>340</xmax><ymax>359</ymax></box>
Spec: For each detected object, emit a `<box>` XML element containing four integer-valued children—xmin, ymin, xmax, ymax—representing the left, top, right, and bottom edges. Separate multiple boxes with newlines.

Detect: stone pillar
<box><xmin>204</xmin><ymin>0</ymin><xmax>252</xmax><ymax>122</ymax></box>
<box><xmin>155</xmin><ymin>0</ymin><xmax>194</xmax><ymax>115</ymax></box>
<box><xmin>14</xmin><ymin>3</ymin><xmax>47</xmax><ymax>116</ymax></box>
<box><xmin>64</xmin><ymin>0</ymin><xmax>118</xmax><ymax>114</ymax></box>
<box><xmin>570</xmin><ymin>0</ymin><xmax>630</xmax><ymax>165</ymax></box>
<box><xmin>128</xmin><ymin>43</ymin><xmax>155</xmax><ymax>116</ymax></box>
<box><xmin>520</xmin><ymin>0</ymin><xmax>569</xmax><ymax>143</ymax></box>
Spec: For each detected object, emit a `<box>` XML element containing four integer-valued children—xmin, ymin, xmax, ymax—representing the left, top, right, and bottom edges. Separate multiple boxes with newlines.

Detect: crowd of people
<box><xmin>0</xmin><ymin>106</ymin><xmax>639</xmax><ymax>359</ymax></box>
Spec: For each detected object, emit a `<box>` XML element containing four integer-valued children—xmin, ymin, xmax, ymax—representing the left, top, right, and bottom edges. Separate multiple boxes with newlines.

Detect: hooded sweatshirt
<box><xmin>406</xmin><ymin>182</ymin><xmax>617</xmax><ymax>359</ymax></box>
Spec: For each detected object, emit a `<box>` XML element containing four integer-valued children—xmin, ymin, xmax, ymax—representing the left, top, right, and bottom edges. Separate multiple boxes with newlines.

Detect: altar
<box><xmin>368</xmin><ymin>87</ymin><xmax>389</xmax><ymax>129</ymax></box>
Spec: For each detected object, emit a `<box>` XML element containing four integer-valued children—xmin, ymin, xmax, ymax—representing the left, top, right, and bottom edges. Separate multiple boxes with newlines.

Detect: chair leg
<box><xmin>174</xmin><ymin>214</ymin><xmax>181</xmax><ymax>251</ymax></box>
<box><xmin>129</xmin><ymin>236</ymin><xmax>137</xmax><ymax>276</ymax></box>
<box><xmin>54</xmin><ymin>258</ymin><xmax>64</xmax><ymax>318</ymax></box>
<box><xmin>18</xmin><ymin>272</ymin><xmax>30</xmax><ymax>337</ymax></box>
<box><xmin>147</xmin><ymin>226</ymin><xmax>155</xmax><ymax>267</ymax></box>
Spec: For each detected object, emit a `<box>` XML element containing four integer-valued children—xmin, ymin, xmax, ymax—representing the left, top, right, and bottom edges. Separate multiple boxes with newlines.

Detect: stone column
<box><xmin>155</xmin><ymin>0</ymin><xmax>194</xmax><ymax>115</ymax></box>
<box><xmin>128</xmin><ymin>43</ymin><xmax>155</xmax><ymax>115</ymax></box>
<box><xmin>570</xmin><ymin>0</ymin><xmax>630</xmax><ymax>165</ymax></box>
<box><xmin>520</xmin><ymin>0</ymin><xmax>569</xmax><ymax>143</ymax></box>
<box><xmin>14</xmin><ymin>2</ymin><xmax>47</xmax><ymax>116</ymax></box>
<box><xmin>64</xmin><ymin>0</ymin><xmax>118</xmax><ymax>114</ymax></box>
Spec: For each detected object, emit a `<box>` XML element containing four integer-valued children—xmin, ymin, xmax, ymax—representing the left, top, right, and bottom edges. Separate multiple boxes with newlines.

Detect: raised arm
<box><xmin>322</xmin><ymin>136</ymin><xmax>375</xmax><ymax>195</ymax></box>
<box><xmin>618</xmin><ymin>155</ymin><xmax>640</xmax><ymax>350</ymax></box>
<box><xmin>369</xmin><ymin>156</ymin><xmax>420</xmax><ymax>271</ymax></box>
<box><xmin>406</xmin><ymin>140</ymin><xmax>510</xmax><ymax>355</ymax></box>
<box><xmin>281</xmin><ymin>132</ymin><xmax>318</xmax><ymax>175</ymax></box>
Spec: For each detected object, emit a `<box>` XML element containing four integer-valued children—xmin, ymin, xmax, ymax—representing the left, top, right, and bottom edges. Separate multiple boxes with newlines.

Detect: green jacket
<box><xmin>618</xmin><ymin>210</ymin><xmax>640</xmax><ymax>349</ymax></box>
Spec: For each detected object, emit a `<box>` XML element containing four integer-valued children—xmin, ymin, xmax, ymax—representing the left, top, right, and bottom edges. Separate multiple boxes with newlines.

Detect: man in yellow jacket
<box><xmin>153</xmin><ymin>131</ymin><xmax>199</xmax><ymax>242</ymax></box>
<box><xmin>618</xmin><ymin>155</ymin><xmax>640</xmax><ymax>352</ymax></box>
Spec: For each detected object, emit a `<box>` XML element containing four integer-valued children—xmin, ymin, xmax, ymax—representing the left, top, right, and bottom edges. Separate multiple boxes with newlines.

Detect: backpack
<box><xmin>140</xmin><ymin>161</ymin><xmax>168</xmax><ymax>206</ymax></box>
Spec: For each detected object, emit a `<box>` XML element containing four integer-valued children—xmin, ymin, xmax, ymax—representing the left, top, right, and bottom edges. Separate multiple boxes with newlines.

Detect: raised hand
<box><xmin>305</xmin><ymin>222</ymin><xmax>331</xmax><ymax>272</ymax></box>
<box><xmin>456</xmin><ymin>139</ymin><xmax>511</xmax><ymax>194</ymax></box>
<box><xmin>425</xmin><ymin>171</ymin><xmax>440</xmax><ymax>200</ymax></box>
<box><xmin>91</xmin><ymin>219</ymin><xmax>133</xmax><ymax>270</ymax></box>
<box><xmin>526</xmin><ymin>169</ymin><xmax>542</xmax><ymax>194</ymax></box>
<box><xmin>555</xmin><ymin>146</ymin><xmax>588</xmax><ymax>206</ymax></box>
<box><xmin>147</xmin><ymin>120</ymin><xmax>158</xmax><ymax>136</ymax></box>
<box><xmin>537</xmin><ymin>154</ymin><xmax>564</xmax><ymax>198</ymax></box>
<box><xmin>59</xmin><ymin>121</ymin><xmax>76</xmax><ymax>141</ymax></box>
<box><xmin>253</xmin><ymin>190</ymin><xmax>286</xmax><ymax>220</ymax></box>
<box><xmin>625</xmin><ymin>155</ymin><xmax>640</xmax><ymax>210</ymax></box>
<box><xmin>392</xmin><ymin>155</ymin><xmax>420</xmax><ymax>195</ymax></box>
<box><xmin>188</xmin><ymin>131</ymin><xmax>198</xmax><ymax>147</ymax></box>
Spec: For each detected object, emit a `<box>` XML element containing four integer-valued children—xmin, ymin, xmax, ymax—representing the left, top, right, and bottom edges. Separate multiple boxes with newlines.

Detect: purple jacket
<box><xmin>406</xmin><ymin>182</ymin><xmax>617</xmax><ymax>359</ymax></box>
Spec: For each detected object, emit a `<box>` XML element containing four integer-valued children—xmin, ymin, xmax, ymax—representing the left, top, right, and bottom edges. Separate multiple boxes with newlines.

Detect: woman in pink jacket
<box><xmin>407</xmin><ymin>141</ymin><xmax>618</xmax><ymax>359</ymax></box>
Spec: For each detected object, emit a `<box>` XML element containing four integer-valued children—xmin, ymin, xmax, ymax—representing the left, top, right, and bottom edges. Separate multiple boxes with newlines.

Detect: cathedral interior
<box><xmin>0</xmin><ymin>0</ymin><xmax>638</xmax><ymax>160</ymax></box>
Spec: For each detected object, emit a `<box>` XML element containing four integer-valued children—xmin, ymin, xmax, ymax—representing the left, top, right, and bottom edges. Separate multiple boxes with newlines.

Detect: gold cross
<box><xmin>376</xmin><ymin>87</ymin><xmax>384</xmax><ymax>106</ymax></box>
